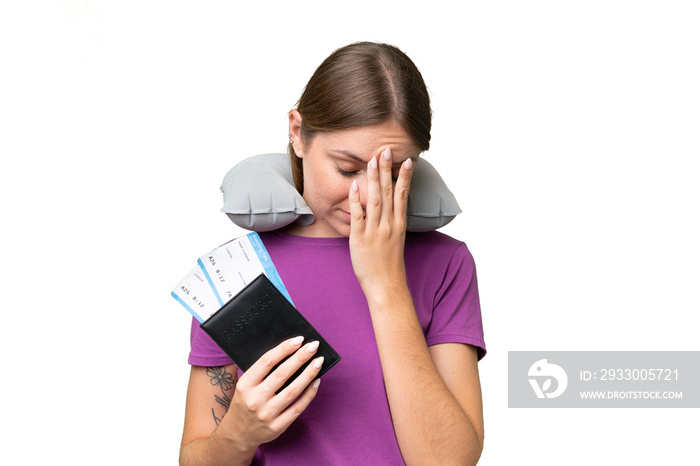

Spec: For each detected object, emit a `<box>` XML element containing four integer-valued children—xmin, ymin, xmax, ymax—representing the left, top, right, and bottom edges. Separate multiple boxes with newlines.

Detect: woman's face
<box><xmin>289</xmin><ymin>113</ymin><xmax>421</xmax><ymax>238</ymax></box>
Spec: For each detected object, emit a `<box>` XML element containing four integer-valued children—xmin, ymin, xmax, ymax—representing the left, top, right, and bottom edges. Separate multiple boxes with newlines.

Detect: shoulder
<box><xmin>404</xmin><ymin>231</ymin><xmax>477</xmax><ymax>281</ymax></box>
<box><xmin>406</xmin><ymin>230</ymin><xmax>464</xmax><ymax>247</ymax></box>
<box><xmin>405</xmin><ymin>231</ymin><xmax>474</xmax><ymax>261</ymax></box>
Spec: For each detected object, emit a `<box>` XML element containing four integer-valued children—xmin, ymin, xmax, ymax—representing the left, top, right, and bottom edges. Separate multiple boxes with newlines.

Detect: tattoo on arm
<box><xmin>211</xmin><ymin>409</ymin><xmax>222</xmax><ymax>426</ymax></box>
<box><xmin>206</xmin><ymin>366</ymin><xmax>235</xmax><ymax>426</ymax></box>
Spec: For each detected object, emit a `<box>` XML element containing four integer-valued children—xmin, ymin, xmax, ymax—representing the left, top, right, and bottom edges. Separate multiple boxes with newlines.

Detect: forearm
<box><xmin>180</xmin><ymin>425</ymin><xmax>257</xmax><ymax>466</ymax></box>
<box><xmin>348</xmin><ymin>148</ymin><xmax>482</xmax><ymax>463</ymax></box>
<box><xmin>367</xmin><ymin>285</ymin><xmax>483</xmax><ymax>465</ymax></box>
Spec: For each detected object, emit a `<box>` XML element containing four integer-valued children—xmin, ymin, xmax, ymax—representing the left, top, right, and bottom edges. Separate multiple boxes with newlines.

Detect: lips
<box><xmin>339</xmin><ymin>209</ymin><xmax>366</xmax><ymax>222</ymax></box>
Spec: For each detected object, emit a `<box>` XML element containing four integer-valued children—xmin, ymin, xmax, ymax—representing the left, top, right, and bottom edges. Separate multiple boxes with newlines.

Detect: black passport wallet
<box><xmin>200</xmin><ymin>274</ymin><xmax>341</xmax><ymax>390</ymax></box>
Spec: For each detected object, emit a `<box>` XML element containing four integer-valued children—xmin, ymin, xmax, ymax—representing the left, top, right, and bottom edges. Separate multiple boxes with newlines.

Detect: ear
<box><xmin>288</xmin><ymin>110</ymin><xmax>304</xmax><ymax>158</ymax></box>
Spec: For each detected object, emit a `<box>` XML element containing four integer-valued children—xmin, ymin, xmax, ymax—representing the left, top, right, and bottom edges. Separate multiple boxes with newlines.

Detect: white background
<box><xmin>1</xmin><ymin>1</ymin><xmax>698</xmax><ymax>464</ymax></box>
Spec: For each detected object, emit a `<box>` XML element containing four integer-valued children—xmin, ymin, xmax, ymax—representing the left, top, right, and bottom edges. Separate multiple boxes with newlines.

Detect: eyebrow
<box><xmin>330</xmin><ymin>149</ymin><xmax>417</xmax><ymax>166</ymax></box>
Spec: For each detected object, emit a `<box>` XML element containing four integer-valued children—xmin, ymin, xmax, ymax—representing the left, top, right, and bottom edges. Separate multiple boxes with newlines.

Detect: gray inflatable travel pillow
<box><xmin>220</xmin><ymin>153</ymin><xmax>461</xmax><ymax>232</ymax></box>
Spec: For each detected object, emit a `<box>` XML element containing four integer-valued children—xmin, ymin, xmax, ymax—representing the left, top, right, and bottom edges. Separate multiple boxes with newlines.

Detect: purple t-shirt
<box><xmin>189</xmin><ymin>230</ymin><xmax>485</xmax><ymax>464</ymax></box>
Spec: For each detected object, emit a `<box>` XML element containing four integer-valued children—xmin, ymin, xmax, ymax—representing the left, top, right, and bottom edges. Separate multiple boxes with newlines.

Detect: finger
<box><xmin>393</xmin><ymin>157</ymin><xmax>414</xmax><ymax>226</ymax></box>
<box><xmin>348</xmin><ymin>179</ymin><xmax>365</xmax><ymax>236</ymax></box>
<box><xmin>379</xmin><ymin>148</ymin><xmax>395</xmax><ymax>221</ymax></box>
<box><xmin>243</xmin><ymin>336</ymin><xmax>305</xmax><ymax>385</ymax></box>
<box><xmin>261</xmin><ymin>340</ymin><xmax>320</xmax><ymax>396</ymax></box>
<box><xmin>365</xmin><ymin>155</ymin><xmax>381</xmax><ymax>227</ymax></box>
<box><xmin>269</xmin><ymin>360</ymin><xmax>324</xmax><ymax>429</ymax></box>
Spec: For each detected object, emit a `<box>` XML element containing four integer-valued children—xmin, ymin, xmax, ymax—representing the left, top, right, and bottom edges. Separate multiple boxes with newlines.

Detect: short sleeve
<box><xmin>425</xmin><ymin>243</ymin><xmax>486</xmax><ymax>360</ymax></box>
<box><xmin>188</xmin><ymin>317</ymin><xmax>234</xmax><ymax>367</ymax></box>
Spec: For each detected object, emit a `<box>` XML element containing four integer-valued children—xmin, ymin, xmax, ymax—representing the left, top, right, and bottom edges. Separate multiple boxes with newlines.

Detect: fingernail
<box><xmin>312</xmin><ymin>378</ymin><xmax>321</xmax><ymax>389</ymax></box>
<box><xmin>313</xmin><ymin>356</ymin><xmax>324</xmax><ymax>370</ymax></box>
<box><xmin>404</xmin><ymin>158</ymin><xmax>413</xmax><ymax>170</ymax></box>
<box><xmin>369</xmin><ymin>157</ymin><xmax>377</xmax><ymax>170</ymax></box>
<box><xmin>290</xmin><ymin>336</ymin><xmax>304</xmax><ymax>346</ymax></box>
<box><xmin>306</xmin><ymin>340</ymin><xmax>320</xmax><ymax>354</ymax></box>
<box><xmin>351</xmin><ymin>179</ymin><xmax>358</xmax><ymax>192</ymax></box>
<box><xmin>383</xmin><ymin>148</ymin><xmax>392</xmax><ymax>161</ymax></box>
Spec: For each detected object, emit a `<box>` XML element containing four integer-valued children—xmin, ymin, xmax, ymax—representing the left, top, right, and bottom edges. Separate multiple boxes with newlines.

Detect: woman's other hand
<box><xmin>225</xmin><ymin>337</ymin><xmax>323</xmax><ymax>448</ymax></box>
<box><xmin>180</xmin><ymin>337</ymin><xmax>323</xmax><ymax>465</ymax></box>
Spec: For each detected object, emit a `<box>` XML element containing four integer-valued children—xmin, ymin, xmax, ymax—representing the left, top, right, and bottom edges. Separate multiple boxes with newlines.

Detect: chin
<box><xmin>324</xmin><ymin>220</ymin><xmax>350</xmax><ymax>238</ymax></box>
<box><xmin>322</xmin><ymin>211</ymin><xmax>351</xmax><ymax>237</ymax></box>
<box><xmin>303</xmin><ymin>216</ymin><xmax>350</xmax><ymax>238</ymax></box>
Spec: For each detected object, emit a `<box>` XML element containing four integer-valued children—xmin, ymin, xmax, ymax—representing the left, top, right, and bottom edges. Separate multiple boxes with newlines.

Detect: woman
<box><xmin>180</xmin><ymin>42</ymin><xmax>486</xmax><ymax>465</ymax></box>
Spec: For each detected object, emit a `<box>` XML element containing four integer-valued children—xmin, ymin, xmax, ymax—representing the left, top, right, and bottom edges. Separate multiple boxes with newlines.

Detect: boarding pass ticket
<box><xmin>172</xmin><ymin>233</ymin><xmax>293</xmax><ymax>323</ymax></box>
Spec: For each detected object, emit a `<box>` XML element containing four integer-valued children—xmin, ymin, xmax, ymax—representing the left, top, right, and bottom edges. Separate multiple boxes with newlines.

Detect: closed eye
<box><xmin>337</xmin><ymin>167</ymin><xmax>399</xmax><ymax>182</ymax></box>
<box><xmin>337</xmin><ymin>168</ymin><xmax>360</xmax><ymax>178</ymax></box>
